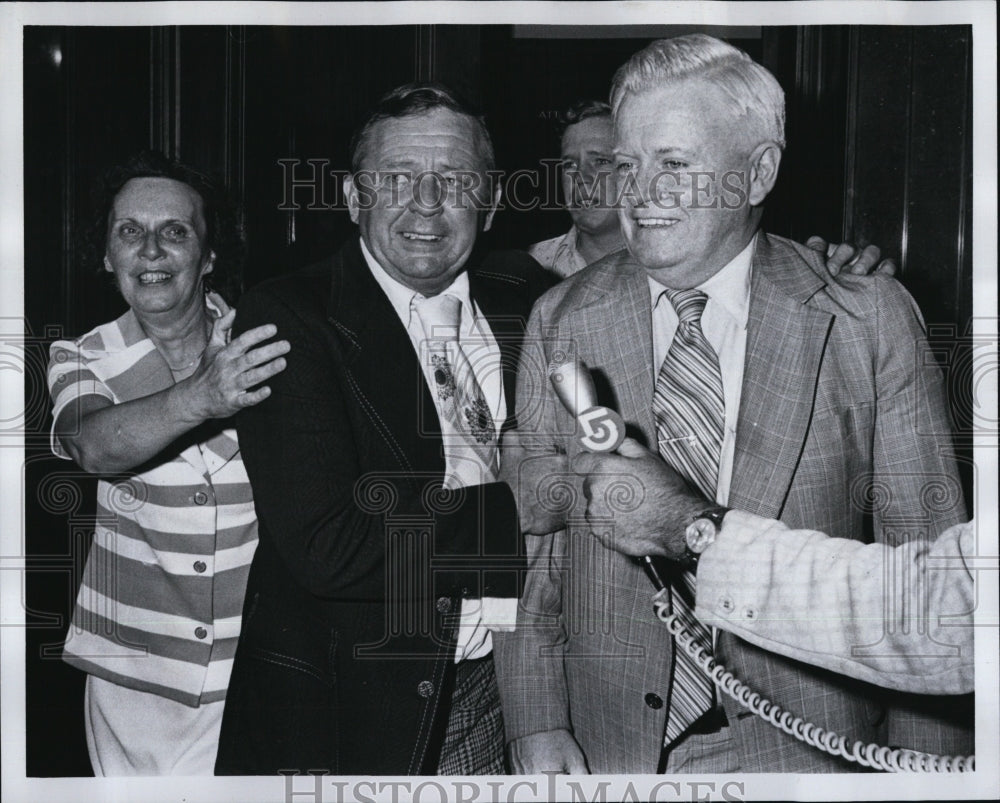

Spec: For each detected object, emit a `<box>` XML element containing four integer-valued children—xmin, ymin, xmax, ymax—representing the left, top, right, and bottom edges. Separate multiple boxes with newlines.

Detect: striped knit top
<box><xmin>47</xmin><ymin>303</ymin><xmax>258</xmax><ymax>707</ymax></box>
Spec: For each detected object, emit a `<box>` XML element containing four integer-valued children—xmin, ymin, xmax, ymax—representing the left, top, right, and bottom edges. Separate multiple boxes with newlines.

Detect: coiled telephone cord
<box><xmin>653</xmin><ymin>592</ymin><xmax>976</xmax><ymax>773</ymax></box>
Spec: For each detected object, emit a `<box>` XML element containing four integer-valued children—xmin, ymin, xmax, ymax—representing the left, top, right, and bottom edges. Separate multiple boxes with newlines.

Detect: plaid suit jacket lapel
<box><xmin>730</xmin><ymin>233</ymin><xmax>835</xmax><ymax>519</ymax></box>
<box><xmin>569</xmin><ymin>252</ymin><xmax>657</xmax><ymax>449</ymax></box>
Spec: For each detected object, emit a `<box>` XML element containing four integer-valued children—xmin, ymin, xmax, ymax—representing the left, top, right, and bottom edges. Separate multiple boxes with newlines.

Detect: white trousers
<box><xmin>84</xmin><ymin>675</ymin><xmax>224</xmax><ymax>775</ymax></box>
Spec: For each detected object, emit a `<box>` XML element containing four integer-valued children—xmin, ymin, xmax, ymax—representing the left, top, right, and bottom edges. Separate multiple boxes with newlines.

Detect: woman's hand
<box><xmin>51</xmin><ymin>294</ymin><xmax>291</xmax><ymax>474</ymax></box>
<box><xmin>181</xmin><ymin>310</ymin><xmax>290</xmax><ymax>421</ymax></box>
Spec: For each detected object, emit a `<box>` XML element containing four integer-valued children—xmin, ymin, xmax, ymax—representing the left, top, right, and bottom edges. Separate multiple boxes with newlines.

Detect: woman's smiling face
<box><xmin>104</xmin><ymin>176</ymin><xmax>214</xmax><ymax>317</ymax></box>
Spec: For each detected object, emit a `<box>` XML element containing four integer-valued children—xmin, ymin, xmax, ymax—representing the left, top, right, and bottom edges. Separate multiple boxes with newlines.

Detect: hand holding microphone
<box><xmin>573</xmin><ymin>439</ymin><xmax>703</xmax><ymax>563</ymax></box>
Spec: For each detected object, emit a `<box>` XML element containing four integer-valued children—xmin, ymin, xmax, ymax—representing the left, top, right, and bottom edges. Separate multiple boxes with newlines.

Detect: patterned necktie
<box><xmin>651</xmin><ymin>288</ymin><xmax>722</xmax><ymax>748</ymax></box>
<box><xmin>412</xmin><ymin>293</ymin><xmax>498</xmax><ymax>480</ymax></box>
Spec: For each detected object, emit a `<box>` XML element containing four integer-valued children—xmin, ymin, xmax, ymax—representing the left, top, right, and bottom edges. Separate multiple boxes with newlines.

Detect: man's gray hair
<box><xmin>610</xmin><ymin>34</ymin><xmax>786</xmax><ymax>150</ymax></box>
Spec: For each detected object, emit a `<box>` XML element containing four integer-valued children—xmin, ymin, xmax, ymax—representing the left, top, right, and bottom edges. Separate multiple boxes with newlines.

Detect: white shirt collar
<box><xmin>648</xmin><ymin>233</ymin><xmax>755</xmax><ymax>329</ymax></box>
<box><xmin>360</xmin><ymin>237</ymin><xmax>476</xmax><ymax>332</ymax></box>
<box><xmin>559</xmin><ymin>226</ymin><xmax>589</xmax><ymax>270</ymax></box>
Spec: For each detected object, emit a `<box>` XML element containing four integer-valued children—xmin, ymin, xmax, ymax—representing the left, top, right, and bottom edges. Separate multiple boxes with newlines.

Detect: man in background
<box><xmin>529</xmin><ymin>101</ymin><xmax>624</xmax><ymax>277</ymax></box>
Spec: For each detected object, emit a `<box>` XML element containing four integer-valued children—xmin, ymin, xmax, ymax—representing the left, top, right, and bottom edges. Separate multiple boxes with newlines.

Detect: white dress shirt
<box><xmin>648</xmin><ymin>235</ymin><xmax>755</xmax><ymax>506</ymax></box>
<box><xmin>361</xmin><ymin>239</ymin><xmax>517</xmax><ymax>661</ymax></box>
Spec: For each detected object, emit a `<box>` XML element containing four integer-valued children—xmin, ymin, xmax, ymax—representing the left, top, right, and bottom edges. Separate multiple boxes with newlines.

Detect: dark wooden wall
<box><xmin>22</xmin><ymin>24</ymin><xmax>973</xmax><ymax>776</ymax></box>
<box><xmin>767</xmin><ymin>26</ymin><xmax>973</xmax><ymax>334</ymax></box>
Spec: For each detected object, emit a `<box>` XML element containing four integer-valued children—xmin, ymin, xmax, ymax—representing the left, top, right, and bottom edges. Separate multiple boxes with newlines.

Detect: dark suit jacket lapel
<box><xmin>325</xmin><ymin>239</ymin><xmax>444</xmax><ymax>480</ymax></box>
<box><xmin>730</xmin><ymin>233</ymin><xmax>834</xmax><ymax>518</ymax></box>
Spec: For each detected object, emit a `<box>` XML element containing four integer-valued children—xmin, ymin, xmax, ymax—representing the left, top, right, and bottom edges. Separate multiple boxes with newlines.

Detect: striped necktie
<box><xmin>651</xmin><ymin>287</ymin><xmax>721</xmax><ymax>748</ymax></box>
<box><xmin>412</xmin><ymin>293</ymin><xmax>498</xmax><ymax>480</ymax></box>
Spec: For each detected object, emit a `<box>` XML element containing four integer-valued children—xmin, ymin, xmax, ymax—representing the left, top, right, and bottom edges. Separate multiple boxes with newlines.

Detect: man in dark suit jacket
<box><xmin>216</xmin><ymin>84</ymin><xmax>553</xmax><ymax>775</ymax></box>
<box><xmin>495</xmin><ymin>35</ymin><xmax>968</xmax><ymax>774</ymax></box>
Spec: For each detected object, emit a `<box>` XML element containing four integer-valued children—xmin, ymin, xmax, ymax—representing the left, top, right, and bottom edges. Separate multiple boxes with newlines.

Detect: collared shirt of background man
<box><xmin>494</xmin><ymin>33</ymin><xmax>968</xmax><ymax>775</ymax></box>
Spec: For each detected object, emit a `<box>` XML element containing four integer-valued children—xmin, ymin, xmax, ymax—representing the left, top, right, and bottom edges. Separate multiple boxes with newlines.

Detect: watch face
<box><xmin>685</xmin><ymin>518</ymin><xmax>718</xmax><ymax>554</ymax></box>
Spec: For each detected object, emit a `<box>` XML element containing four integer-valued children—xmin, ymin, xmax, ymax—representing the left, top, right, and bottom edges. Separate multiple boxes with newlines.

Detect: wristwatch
<box><xmin>679</xmin><ymin>506</ymin><xmax>730</xmax><ymax>574</ymax></box>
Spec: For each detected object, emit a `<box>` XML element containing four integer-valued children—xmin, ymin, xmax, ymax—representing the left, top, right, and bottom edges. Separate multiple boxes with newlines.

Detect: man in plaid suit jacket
<box><xmin>493</xmin><ymin>34</ymin><xmax>969</xmax><ymax>774</ymax></box>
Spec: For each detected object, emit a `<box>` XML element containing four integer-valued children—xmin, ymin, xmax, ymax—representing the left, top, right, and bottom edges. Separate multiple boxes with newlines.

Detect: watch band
<box><xmin>678</xmin><ymin>544</ymin><xmax>702</xmax><ymax>574</ymax></box>
<box><xmin>696</xmin><ymin>506</ymin><xmax>730</xmax><ymax>531</ymax></box>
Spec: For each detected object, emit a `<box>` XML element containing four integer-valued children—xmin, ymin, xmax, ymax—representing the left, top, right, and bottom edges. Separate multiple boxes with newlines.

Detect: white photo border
<box><xmin>1</xmin><ymin>2</ymin><xmax>996</xmax><ymax>801</ymax></box>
